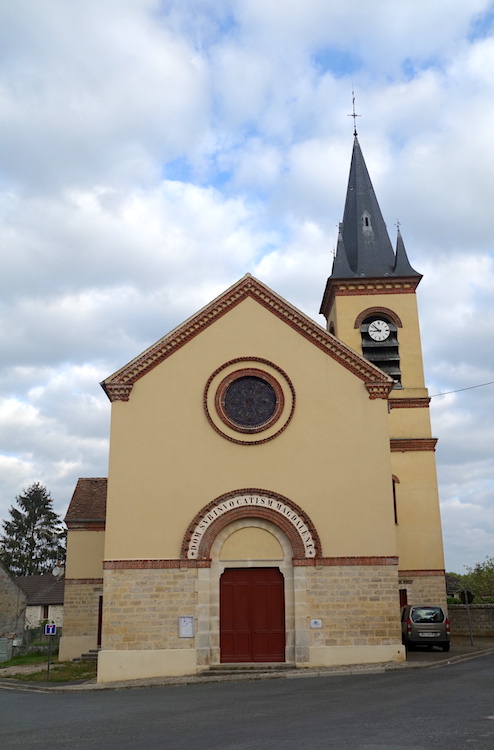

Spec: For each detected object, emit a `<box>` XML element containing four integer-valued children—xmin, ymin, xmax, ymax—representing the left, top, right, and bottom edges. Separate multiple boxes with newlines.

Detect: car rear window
<box><xmin>410</xmin><ymin>607</ymin><xmax>444</xmax><ymax>623</ymax></box>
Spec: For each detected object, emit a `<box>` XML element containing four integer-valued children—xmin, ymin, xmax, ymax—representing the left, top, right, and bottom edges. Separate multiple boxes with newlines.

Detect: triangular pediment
<box><xmin>101</xmin><ymin>274</ymin><xmax>393</xmax><ymax>402</ymax></box>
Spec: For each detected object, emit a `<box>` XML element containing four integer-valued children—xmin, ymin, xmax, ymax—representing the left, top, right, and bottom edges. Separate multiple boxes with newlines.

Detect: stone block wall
<box><xmin>305</xmin><ymin>565</ymin><xmax>401</xmax><ymax>647</ymax></box>
<box><xmin>62</xmin><ymin>579</ymin><xmax>102</xmax><ymax>638</ymax></box>
<box><xmin>0</xmin><ymin>566</ymin><xmax>26</xmax><ymax>637</ymax></box>
<box><xmin>399</xmin><ymin>574</ymin><xmax>447</xmax><ymax>607</ymax></box>
<box><xmin>449</xmin><ymin>604</ymin><xmax>494</xmax><ymax>636</ymax></box>
<box><xmin>102</xmin><ymin>568</ymin><xmax>197</xmax><ymax>651</ymax></box>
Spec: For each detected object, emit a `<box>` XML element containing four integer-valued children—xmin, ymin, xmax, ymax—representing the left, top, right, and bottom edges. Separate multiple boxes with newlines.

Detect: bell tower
<box><xmin>320</xmin><ymin>135</ymin><xmax>446</xmax><ymax>605</ymax></box>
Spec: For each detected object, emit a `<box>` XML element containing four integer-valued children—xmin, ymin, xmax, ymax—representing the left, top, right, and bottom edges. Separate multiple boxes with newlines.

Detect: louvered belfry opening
<box><xmin>360</xmin><ymin>315</ymin><xmax>402</xmax><ymax>387</ymax></box>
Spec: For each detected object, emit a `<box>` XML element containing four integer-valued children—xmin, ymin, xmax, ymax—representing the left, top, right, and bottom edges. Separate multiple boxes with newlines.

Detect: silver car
<box><xmin>401</xmin><ymin>605</ymin><xmax>450</xmax><ymax>652</ymax></box>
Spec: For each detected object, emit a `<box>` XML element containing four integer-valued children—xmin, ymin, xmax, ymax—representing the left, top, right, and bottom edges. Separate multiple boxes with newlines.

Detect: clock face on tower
<box><xmin>368</xmin><ymin>319</ymin><xmax>390</xmax><ymax>342</ymax></box>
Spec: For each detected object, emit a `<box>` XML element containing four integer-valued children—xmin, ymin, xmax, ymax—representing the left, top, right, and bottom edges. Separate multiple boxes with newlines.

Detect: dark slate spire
<box><xmin>393</xmin><ymin>226</ymin><xmax>421</xmax><ymax>277</ymax></box>
<box><xmin>330</xmin><ymin>136</ymin><xmax>420</xmax><ymax>279</ymax></box>
<box><xmin>330</xmin><ymin>223</ymin><xmax>354</xmax><ymax>278</ymax></box>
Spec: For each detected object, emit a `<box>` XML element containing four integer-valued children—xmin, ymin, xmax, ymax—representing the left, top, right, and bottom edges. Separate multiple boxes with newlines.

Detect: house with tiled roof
<box><xmin>61</xmin><ymin>478</ymin><xmax>106</xmax><ymax>656</ymax></box>
<box><xmin>15</xmin><ymin>575</ymin><xmax>65</xmax><ymax>629</ymax></box>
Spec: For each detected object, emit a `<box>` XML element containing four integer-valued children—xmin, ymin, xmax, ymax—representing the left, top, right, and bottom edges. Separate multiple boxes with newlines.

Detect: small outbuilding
<box><xmin>15</xmin><ymin>575</ymin><xmax>65</xmax><ymax>629</ymax></box>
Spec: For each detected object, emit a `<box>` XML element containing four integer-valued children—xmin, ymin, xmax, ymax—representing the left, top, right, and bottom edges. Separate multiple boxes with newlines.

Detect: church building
<box><xmin>59</xmin><ymin>135</ymin><xmax>446</xmax><ymax>683</ymax></box>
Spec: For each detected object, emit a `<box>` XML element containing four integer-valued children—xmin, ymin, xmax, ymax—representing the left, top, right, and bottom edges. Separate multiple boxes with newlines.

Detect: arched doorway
<box><xmin>183</xmin><ymin>490</ymin><xmax>322</xmax><ymax>667</ymax></box>
<box><xmin>220</xmin><ymin>567</ymin><xmax>285</xmax><ymax>663</ymax></box>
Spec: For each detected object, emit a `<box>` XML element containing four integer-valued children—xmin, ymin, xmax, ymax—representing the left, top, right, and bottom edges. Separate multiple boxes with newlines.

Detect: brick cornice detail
<box><xmin>181</xmin><ymin>488</ymin><xmax>322</xmax><ymax>561</ymax></box>
<box><xmin>391</xmin><ymin>438</ymin><xmax>438</xmax><ymax>452</ymax></box>
<box><xmin>366</xmin><ymin>383</ymin><xmax>394</xmax><ymax>400</ymax></box>
<box><xmin>101</xmin><ymin>557</ymin><xmax>400</xmax><ymax>569</ymax></box>
<box><xmin>321</xmin><ymin>276</ymin><xmax>420</xmax><ymax>320</ymax></box>
<box><xmin>102</xmin><ymin>384</ymin><xmax>133</xmax><ymax>402</ymax></box>
<box><xmin>389</xmin><ymin>397</ymin><xmax>431</xmax><ymax>409</ymax></box>
<box><xmin>354</xmin><ymin>307</ymin><xmax>403</xmax><ymax>329</ymax></box>
<box><xmin>103</xmin><ymin>560</ymin><xmax>211</xmax><ymax>570</ymax></box>
<box><xmin>398</xmin><ymin>569</ymin><xmax>445</xmax><ymax>577</ymax></box>
<box><xmin>294</xmin><ymin>556</ymin><xmax>399</xmax><ymax>567</ymax></box>
<box><xmin>66</xmin><ymin>521</ymin><xmax>106</xmax><ymax>531</ymax></box>
<box><xmin>102</xmin><ymin>275</ymin><xmax>392</xmax><ymax>401</ymax></box>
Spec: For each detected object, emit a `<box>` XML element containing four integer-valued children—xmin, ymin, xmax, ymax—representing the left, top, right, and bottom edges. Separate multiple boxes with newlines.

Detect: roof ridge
<box><xmin>101</xmin><ymin>275</ymin><xmax>393</xmax><ymax>403</ymax></box>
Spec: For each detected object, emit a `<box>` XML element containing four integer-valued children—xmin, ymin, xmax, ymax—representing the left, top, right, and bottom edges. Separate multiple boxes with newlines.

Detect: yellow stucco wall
<box><xmin>104</xmin><ymin>296</ymin><xmax>397</xmax><ymax>562</ymax></box>
<box><xmin>219</xmin><ymin>527</ymin><xmax>284</xmax><ymax>560</ymax></box>
<box><xmin>392</xmin><ymin>451</ymin><xmax>444</xmax><ymax>570</ymax></box>
<box><xmin>327</xmin><ymin>288</ymin><xmax>445</xmax><ymax>575</ymax></box>
<box><xmin>388</xmin><ymin>406</ymin><xmax>433</xmax><ymax>439</ymax></box>
<box><xmin>65</xmin><ymin>530</ymin><xmax>105</xmax><ymax>579</ymax></box>
<box><xmin>327</xmin><ymin>292</ymin><xmax>426</xmax><ymax>391</ymax></box>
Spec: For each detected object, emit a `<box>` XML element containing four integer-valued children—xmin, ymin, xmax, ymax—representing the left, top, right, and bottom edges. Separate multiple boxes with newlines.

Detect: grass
<box><xmin>1</xmin><ymin>659</ymin><xmax>97</xmax><ymax>683</ymax></box>
<box><xmin>0</xmin><ymin>653</ymin><xmax>48</xmax><ymax>668</ymax></box>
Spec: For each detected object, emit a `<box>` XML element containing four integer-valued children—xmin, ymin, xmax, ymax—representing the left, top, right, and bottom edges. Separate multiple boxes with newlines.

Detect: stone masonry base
<box><xmin>58</xmin><ymin>579</ymin><xmax>102</xmax><ymax>661</ymax></box>
<box><xmin>91</xmin><ymin>562</ymin><xmax>408</xmax><ymax>681</ymax></box>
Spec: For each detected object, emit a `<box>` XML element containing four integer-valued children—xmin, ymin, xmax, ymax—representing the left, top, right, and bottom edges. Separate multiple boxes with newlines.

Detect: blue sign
<box><xmin>44</xmin><ymin>623</ymin><xmax>57</xmax><ymax>636</ymax></box>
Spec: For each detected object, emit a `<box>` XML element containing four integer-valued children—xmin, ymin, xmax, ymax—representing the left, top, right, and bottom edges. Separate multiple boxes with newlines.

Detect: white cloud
<box><xmin>0</xmin><ymin>1</ymin><xmax>493</xmax><ymax>572</ymax></box>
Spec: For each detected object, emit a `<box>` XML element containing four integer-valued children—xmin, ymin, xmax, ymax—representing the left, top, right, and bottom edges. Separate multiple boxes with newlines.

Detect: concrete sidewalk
<box><xmin>1</xmin><ymin>636</ymin><xmax>494</xmax><ymax>693</ymax></box>
<box><xmin>400</xmin><ymin>635</ymin><xmax>494</xmax><ymax>668</ymax></box>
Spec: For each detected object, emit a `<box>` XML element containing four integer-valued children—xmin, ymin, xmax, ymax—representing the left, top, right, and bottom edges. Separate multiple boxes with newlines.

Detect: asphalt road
<box><xmin>1</xmin><ymin>655</ymin><xmax>494</xmax><ymax>750</ymax></box>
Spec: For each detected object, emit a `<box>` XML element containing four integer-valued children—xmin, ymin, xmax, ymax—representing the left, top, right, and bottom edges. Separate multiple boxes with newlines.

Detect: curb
<box><xmin>1</xmin><ymin>647</ymin><xmax>493</xmax><ymax>693</ymax></box>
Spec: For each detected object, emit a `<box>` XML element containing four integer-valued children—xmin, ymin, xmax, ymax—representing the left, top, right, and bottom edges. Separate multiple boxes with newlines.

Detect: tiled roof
<box><xmin>65</xmin><ymin>478</ymin><xmax>107</xmax><ymax>523</ymax></box>
<box><xmin>15</xmin><ymin>575</ymin><xmax>65</xmax><ymax>605</ymax></box>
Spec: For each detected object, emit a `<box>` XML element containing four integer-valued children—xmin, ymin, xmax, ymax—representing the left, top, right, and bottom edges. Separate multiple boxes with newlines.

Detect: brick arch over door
<box><xmin>181</xmin><ymin>488</ymin><xmax>322</xmax><ymax>561</ymax></box>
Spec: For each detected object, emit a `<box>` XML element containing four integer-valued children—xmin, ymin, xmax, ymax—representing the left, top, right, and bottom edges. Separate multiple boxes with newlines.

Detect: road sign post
<box><xmin>44</xmin><ymin>623</ymin><xmax>57</xmax><ymax>682</ymax></box>
<box><xmin>459</xmin><ymin>590</ymin><xmax>474</xmax><ymax>645</ymax></box>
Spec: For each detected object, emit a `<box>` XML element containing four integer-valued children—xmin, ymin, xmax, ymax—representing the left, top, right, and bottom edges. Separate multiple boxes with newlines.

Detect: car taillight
<box><xmin>407</xmin><ymin>618</ymin><xmax>412</xmax><ymax>635</ymax></box>
<box><xmin>445</xmin><ymin>617</ymin><xmax>450</xmax><ymax>635</ymax></box>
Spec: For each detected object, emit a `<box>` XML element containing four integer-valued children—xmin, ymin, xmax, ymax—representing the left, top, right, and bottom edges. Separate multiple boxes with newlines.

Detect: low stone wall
<box><xmin>448</xmin><ymin>604</ymin><xmax>494</xmax><ymax>636</ymax></box>
<box><xmin>12</xmin><ymin>644</ymin><xmax>58</xmax><ymax>656</ymax></box>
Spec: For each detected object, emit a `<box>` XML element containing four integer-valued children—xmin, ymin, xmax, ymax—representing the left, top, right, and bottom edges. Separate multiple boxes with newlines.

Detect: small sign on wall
<box><xmin>179</xmin><ymin>616</ymin><xmax>195</xmax><ymax>638</ymax></box>
<box><xmin>310</xmin><ymin>619</ymin><xmax>323</xmax><ymax>629</ymax></box>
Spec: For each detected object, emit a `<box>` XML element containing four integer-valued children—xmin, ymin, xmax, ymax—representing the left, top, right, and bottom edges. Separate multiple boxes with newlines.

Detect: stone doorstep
<box><xmin>200</xmin><ymin>662</ymin><xmax>295</xmax><ymax>677</ymax></box>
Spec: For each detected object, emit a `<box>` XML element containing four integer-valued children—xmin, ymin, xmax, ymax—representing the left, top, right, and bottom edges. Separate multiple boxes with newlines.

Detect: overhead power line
<box><xmin>430</xmin><ymin>380</ymin><xmax>494</xmax><ymax>398</ymax></box>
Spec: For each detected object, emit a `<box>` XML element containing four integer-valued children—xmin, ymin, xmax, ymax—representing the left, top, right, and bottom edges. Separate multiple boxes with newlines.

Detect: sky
<box><xmin>0</xmin><ymin>0</ymin><xmax>493</xmax><ymax>574</ymax></box>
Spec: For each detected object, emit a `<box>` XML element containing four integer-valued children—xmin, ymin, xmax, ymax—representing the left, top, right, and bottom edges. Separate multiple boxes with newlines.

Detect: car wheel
<box><xmin>441</xmin><ymin>643</ymin><xmax>450</xmax><ymax>652</ymax></box>
<box><xmin>407</xmin><ymin>642</ymin><xmax>416</xmax><ymax>651</ymax></box>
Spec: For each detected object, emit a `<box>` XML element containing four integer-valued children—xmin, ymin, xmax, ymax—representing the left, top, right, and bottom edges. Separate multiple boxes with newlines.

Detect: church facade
<box><xmin>59</xmin><ymin>136</ymin><xmax>446</xmax><ymax>683</ymax></box>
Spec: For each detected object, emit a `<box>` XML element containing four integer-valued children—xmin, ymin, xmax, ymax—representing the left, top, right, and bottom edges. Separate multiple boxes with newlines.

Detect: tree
<box><xmin>0</xmin><ymin>482</ymin><xmax>66</xmax><ymax>576</ymax></box>
<box><xmin>460</xmin><ymin>557</ymin><xmax>494</xmax><ymax>599</ymax></box>
<box><xmin>448</xmin><ymin>558</ymin><xmax>494</xmax><ymax>601</ymax></box>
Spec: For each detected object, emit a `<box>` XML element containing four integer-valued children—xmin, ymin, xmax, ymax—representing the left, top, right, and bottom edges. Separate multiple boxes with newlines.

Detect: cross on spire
<box><xmin>347</xmin><ymin>90</ymin><xmax>361</xmax><ymax>136</ymax></box>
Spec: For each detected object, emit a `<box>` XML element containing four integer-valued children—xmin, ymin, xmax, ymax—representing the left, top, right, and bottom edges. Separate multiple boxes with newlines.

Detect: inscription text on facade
<box><xmin>187</xmin><ymin>494</ymin><xmax>316</xmax><ymax>558</ymax></box>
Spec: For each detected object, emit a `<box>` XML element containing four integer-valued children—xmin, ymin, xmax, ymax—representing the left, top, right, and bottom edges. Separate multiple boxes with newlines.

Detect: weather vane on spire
<box><xmin>348</xmin><ymin>90</ymin><xmax>361</xmax><ymax>136</ymax></box>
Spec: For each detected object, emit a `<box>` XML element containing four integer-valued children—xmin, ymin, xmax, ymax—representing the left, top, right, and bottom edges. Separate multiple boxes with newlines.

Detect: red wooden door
<box><xmin>220</xmin><ymin>568</ymin><xmax>285</xmax><ymax>663</ymax></box>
